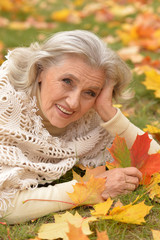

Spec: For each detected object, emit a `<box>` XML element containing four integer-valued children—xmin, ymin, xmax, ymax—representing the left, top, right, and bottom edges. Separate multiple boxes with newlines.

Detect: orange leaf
<box><xmin>73</xmin><ymin>165</ymin><xmax>106</xmax><ymax>182</ymax></box>
<box><xmin>66</xmin><ymin>223</ymin><xmax>90</xmax><ymax>240</ymax></box>
<box><xmin>68</xmin><ymin>175</ymin><xmax>105</xmax><ymax>206</ymax></box>
<box><xmin>107</xmin><ymin>133</ymin><xmax>160</xmax><ymax>185</ymax></box>
<box><xmin>139</xmin><ymin>154</ymin><xmax>160</xmax><ymax>184</ymax></box>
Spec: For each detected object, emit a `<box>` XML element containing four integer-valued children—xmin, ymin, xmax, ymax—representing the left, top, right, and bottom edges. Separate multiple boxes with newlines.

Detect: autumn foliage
<box><xmin>107</xmin><ymin>132</ymin><xmax>160</xmax><ymax>184</ymax></box>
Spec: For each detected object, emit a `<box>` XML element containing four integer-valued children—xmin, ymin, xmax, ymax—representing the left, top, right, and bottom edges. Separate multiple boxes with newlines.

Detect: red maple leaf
<box><xmin>107</xmin><ymin>132</ymin><xmax>160</xmax><ymax>184</ymax></box>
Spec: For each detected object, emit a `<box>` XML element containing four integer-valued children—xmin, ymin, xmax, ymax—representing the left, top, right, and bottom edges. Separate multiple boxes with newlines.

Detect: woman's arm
<box><xmin>101</xmin><ymin>108</ymin><xmax>160</xmax><ymax>154</ymax></box>
<box><xmin>2</xmin><ymin>180</ymin><xmax>77</xmax><ymax>224</ymax></box>
<box><xmin>94</xmin><ymin>81</ymin><xmax>160</xmax><ymax>199</ymax></box>
<box><xmin>94</xmin><ymin>81</ymin><xmax>160</xmax><ymax>153</ymax></box>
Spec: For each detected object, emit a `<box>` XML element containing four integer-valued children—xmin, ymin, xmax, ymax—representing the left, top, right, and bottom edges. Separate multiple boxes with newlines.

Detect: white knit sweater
<box><xmin>0</xmin><ymin>59</ymin><xmax>114</xmax><ymax>217</ymax></box>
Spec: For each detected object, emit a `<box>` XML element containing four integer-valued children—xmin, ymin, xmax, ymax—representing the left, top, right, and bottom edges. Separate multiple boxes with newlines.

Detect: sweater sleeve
<box><xmin>3</xmin><ymin>180</ymin><xmax>77</xmax><ymax>224</ymax></box>
<box><xmin>101</xmin><ymin>108</ymin><xmax>160</xmax><ymax>154</ymax></box>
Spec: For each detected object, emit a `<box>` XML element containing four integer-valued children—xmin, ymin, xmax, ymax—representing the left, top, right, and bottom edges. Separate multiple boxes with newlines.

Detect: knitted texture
<box><xmin>0</xmin><ymin>59</ymin><xmax>113</xmax><ymax>217</ymax></box>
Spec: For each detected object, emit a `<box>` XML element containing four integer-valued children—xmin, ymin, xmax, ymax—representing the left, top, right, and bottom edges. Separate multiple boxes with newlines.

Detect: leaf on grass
<box><xmin>147</xmin><ymin>173</ymin><xmax>160</xmax><ymax>200</ymax></box>
<box><xmin>68</xmin><ymin>175</ymin><xmax>106</xmax><ymax>206</ymax></box>
<box><xmin>38</xmin><ymin>211</ymin><xmax>96</xmax><ymax>240</ymax></box>
<box><xmin>144</xmin><ymin>125</ymin><xmax>160</xmax><ymax>142</ymax></box>
<box><xmin>143</xmin><ymin>69</ymin><xmax>160</xmax><ymax>98</ymax></box>
<box><xmin>73</xmin><ymin>165</ymin><xmax>106</xmax><ymax>182</ymax></box>
<box><xmin>91</xmin><ymin>197</ymin><xmax>152</xmax><ymax>225</ymax></box>
<box><xmin>66</xmin><ymin>224</ymin><xmax>109</xmax><ymax>240</ymax></box>
<box><xmin>66</xmin><ymin>223</ymin><xmax>90</xmax><ymax>240</ymax></box>
<box><xmin>107</xmin><ymin>132</ymin><xmax>160</xmax><ymax>184</ymax></box>
<box><xmin>151</xmin><ymin>229</ymin><xmax>160</xmax><ymax>240</ymax></box>
<box><xmin>91</xmin><ymin>198</ymin><xmax>113</xmax><ymax>216</ymax></box>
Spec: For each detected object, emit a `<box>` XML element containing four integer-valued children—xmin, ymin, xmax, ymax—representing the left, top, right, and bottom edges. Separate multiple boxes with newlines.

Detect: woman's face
<box><xmin>38</xmin><ymin>55</ymin><xmax>105</xmax><ymax>128</ymax></box>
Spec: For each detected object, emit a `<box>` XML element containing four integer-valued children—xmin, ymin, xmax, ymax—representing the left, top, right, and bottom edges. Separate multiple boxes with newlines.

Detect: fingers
<box><xmin>125</xmin><ymin>175</ymin><xmax>139</xmax><ymax>188</ymax></box>
<box><xmin>123</xmin><ymin>167</ymin><xmax>142</xmax><ymax>181</ymax></box>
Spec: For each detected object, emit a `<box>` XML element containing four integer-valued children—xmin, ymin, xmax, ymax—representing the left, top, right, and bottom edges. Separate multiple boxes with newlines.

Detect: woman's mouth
<box><xmin>56</xmin><ymin>104</ymin><xmax>73</xmax><ymax>115</ymax></box>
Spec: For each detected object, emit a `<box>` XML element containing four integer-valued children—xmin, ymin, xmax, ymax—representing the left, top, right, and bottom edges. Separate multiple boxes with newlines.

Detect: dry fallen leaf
<box><xmin>144</xmin><ymin>124</ymin><xmax>160</xmax><ymax>142</ymax></box>
<box><xmin>38</xmin><ymin>211</ymin><xmax>96</xmax><ymax>240</ymax></box>
<box><xmin>147</xmin><ymin>173</ymin><xmax>160</xmax><ymax>200</ymax></box>
<box><xmin>66</xmin><ymin>223</ymin><xmax>90</xmax><ymax>240</ymax></box>
<box><xmin>91</xmin><ymin>197</ymin><xmax>152</xmax><ymax>225</ymax></box>
<box><xmin>68</xmin><ymin>175</ymin><xmax>106</xmax><ymax>206</ymax></box>
<box><xmin>151</xmin><ymin>229</ymin><xmax>160</xmax><ymax>240</ymax></box>
<box><xmin>143</xmin><ymin>69</ymin><xmax>160</xmax><ymax>98</ymax></box>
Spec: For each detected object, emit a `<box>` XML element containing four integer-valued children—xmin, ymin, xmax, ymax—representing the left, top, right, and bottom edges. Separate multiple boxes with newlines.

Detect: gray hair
<box><xmin>6</xmin><ymin>29</ymin><xmax>132</xmax><ymax>100</ymax></box>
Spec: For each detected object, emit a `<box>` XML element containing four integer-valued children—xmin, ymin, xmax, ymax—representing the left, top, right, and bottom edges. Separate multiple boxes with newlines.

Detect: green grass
<box><xmin>0</xmin><ymin>0</ymin><xmax>160</xmax><ymax>239</ymax></box>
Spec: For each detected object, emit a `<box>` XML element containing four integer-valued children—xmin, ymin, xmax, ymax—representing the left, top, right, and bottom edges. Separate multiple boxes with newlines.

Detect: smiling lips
<box><xmin>56</xmin><ymin>104</ymin><xmax>73</xmax><ymax>115</ymax></box>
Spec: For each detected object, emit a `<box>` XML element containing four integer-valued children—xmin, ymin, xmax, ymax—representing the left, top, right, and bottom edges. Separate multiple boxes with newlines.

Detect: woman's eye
<box><xmin>86</xmin><ymin>91</ymin><xmax>96</xmax><ymax>97</ymax></box>
<box><xmin>62</xmin><ymin>78</ymin><xmax>72</xmax><ymax>85</ymax></box>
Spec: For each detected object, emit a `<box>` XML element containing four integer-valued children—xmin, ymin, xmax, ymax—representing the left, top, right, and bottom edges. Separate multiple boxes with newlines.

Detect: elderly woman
<box><xmin>0</xmin><ymin>30</ymin><xmax>159</xmax><ymax>224</ymax></box>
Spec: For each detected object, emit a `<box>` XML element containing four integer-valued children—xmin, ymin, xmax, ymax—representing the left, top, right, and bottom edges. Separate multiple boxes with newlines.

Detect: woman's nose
<box><xmin>66</xmin><ymin>90</ymin><xmax>80</xmax><ymax>110</ymax></box>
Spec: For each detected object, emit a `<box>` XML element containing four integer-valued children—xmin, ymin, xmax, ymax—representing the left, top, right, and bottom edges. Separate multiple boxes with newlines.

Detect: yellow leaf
<box><xmin>91</xmin><ymin>198</ymin><xmax>152</xmax><ymax>225</ymax></box>
<box><xmin>38</xmin><ymin>211</ymin><xmax>96</xmax><ymax>240</ymax></box>
<box><xmin>91</xmin><ymin>198</ymin><xmax>113</xmax><ymax>216</ymax></box>
<box><xmin>151</xmin><ymin>229</ymin><xmax>160</xmax><ymax>240</ymax></box>
<box><xmin>143</xmin><ymin>69</ymin><xmax>160</xmax><ymax>98</ymax></box>
<box><xmin>105</xmin><ymin>200</ymin><xmax>152</xmax><ymax>225</ymax></box>
<box><xmin>51</xmin><ymin>9</ymin><xmax>71</xmax><ymax>22</ymax></box>
<box><xmin>68</xmin><ymin>175</ymin><xmax>105</xmax><ymax>206</ymax></box>
<box><xmin>0</xmin><ymin>0</ymin><xmax>14</xmax><ymax>11</ymax></box>
<box><xmin>8</xmin><ymin>21</ymin><xmax>29</xmax><ymax>30</ymax></box>
<box><xmin>144</xmin><ymin>125</ymin><xmax>160</xmax><ymax>134</ymax></box>
<box><xmin>147</xmin><ymin>173</ymin><xmax>160</xmax><ymax>200</ymax></box>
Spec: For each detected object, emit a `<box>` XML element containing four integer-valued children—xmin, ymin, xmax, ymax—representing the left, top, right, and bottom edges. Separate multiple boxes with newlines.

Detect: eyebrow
<box><xmin>62</xmin><ymin>73</ymin><xmax>102</xmax><ymax>91</ymax></box>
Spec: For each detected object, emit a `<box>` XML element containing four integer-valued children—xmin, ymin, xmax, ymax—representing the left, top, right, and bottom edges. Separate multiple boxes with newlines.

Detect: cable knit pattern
<box><xmin>0</xmin><ymin>59</ymin><xmax>114</xmax><ymax>217</ymax></box>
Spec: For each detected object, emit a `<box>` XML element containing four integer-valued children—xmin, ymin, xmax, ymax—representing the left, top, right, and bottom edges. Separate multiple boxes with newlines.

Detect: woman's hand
<box><xmin>94</xmin><ymin>81</ymin><xmax>117</xmax><ymax>122</ymax></box>
<box><xmin>97</xmin><ymin>167</ymin><xmax>142</xmax><ymax>200</ymax></box>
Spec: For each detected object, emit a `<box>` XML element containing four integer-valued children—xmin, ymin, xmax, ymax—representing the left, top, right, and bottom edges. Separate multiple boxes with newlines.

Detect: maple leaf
<box><xmin>106</xmin><ymin>134</ymin><xmax>131</xmax><ymax>168</ymax></box>
<box><xmin>68</xmin><ymin>175</ymin><xmax>106</xmax><ymax>206</ymax></box>
<box><xmin>147</xmin><ymin>173</ymin><xmax>160</xmax><ymax>200</ymax></box>
<box><xmin>143</xmin><ymin>69</ymin><xmax>160</xmax><ymax>98</ymax></box>
<box><xmin>72</xmin><ymin>165</ymin><xmax>106</xmax><ymax>182</ymax></box>
<box><xmin>91</xmin><ymin>197</ymin><xmax>152</xmax><ymax>225</ymax></box>
<box><xmin>143</xmin><ymin>125</ymin><xmax>160</xmax><ymax>142</ymax></box>
<box><xmin>66</xmin><ymin>223</ymin><xmax>109</xmax><ymax>240</ymax></box>
<box><xmin>107</xmin><ymin>132</ymin><xmax>160</xmax><ymax>184</ymax></box>
<box><xmin>66</xmin><ymin>223</ymin><xmax>90</xmax><ymax>240</ymax></box>
<box><xmin>151</xmin><ymin>229</ymin><xmax>160</xmax><ymax>240</ymax></box>
<box><xmin>38</xmin><ymin>211</ymin><xmax>96</xmax><ymax>240</ymax></box>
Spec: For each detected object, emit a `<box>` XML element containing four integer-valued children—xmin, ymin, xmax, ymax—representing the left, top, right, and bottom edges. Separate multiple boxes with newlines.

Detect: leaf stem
<box><xmin>23</xmin><ymin>198</ymin><xmax>76</xmax><ymax>206</ymax></box>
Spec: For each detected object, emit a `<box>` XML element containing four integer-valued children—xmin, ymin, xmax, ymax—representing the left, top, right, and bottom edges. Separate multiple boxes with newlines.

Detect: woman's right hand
<box><xmin>97</xmin><ymin>167</ymin><xmax>142</xmax><ymax>199</ymax></box>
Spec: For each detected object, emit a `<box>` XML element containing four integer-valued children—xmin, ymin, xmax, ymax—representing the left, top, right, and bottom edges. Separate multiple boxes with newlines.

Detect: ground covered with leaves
<box><xmin>0</xmin><ymin>0</ymin><xmax>160</xmax><ymax>239</ymax></box>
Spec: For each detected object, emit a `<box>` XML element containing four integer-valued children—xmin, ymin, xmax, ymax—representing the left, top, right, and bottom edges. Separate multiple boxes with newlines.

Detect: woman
<box><xmin>0</xmin><ymin>30</ymin><xmax>159</xmax><ymax>224</ymax></box>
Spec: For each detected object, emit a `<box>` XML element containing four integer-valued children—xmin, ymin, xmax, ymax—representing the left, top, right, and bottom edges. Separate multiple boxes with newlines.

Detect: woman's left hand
<box><xmin>94</xmin><ymin>81</ymin><xmax>117</xmax><ymax>122</ymax></box>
